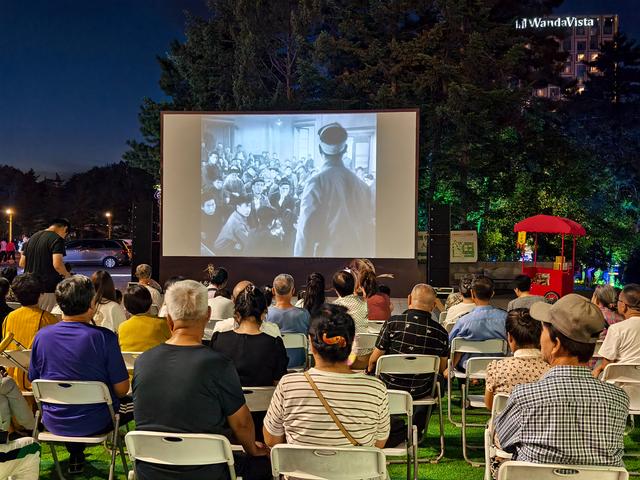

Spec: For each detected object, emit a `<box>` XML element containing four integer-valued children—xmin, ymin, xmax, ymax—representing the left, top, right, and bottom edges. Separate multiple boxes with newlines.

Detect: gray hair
<box><xmin>165</xmin><ymin>279</ymin><xmax>208</xmax><ymax>322</ymax></box>
<box><xmin>55</xmin><ymin>275</ymin><xmax>95</xmax><ymax>316</ymax></box>
<box><xmin>273</xmin><ymin>273</ymin><xmax>294</xmax><ymax>296</ymax></box>
<box><xmin>135</xmin><ymin>264</ymin><xmax>152</xmax><ymax>279</ymax></box>
<box><xmin>594</xmin><ymin>284</ymin><xmax>617</xmax><ymax>310</ymax></box>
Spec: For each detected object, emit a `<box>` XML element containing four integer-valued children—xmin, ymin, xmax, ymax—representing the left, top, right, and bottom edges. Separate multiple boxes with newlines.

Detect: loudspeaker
<box><xmin>131</xmin><ymin>200</ymin><xmax>153</xmax><ymax>279</ymax></box>
<box><xmin>427</xmin><ymin>204</ymin><xmax>451</xmax><ymax>287</ymax></box>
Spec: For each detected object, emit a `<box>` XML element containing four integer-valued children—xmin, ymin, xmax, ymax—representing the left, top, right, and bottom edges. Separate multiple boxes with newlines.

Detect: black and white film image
<box><xmin>200</xmin><ymin>113</ymin><xmax>376</xmax><ymax>258</ymax></box>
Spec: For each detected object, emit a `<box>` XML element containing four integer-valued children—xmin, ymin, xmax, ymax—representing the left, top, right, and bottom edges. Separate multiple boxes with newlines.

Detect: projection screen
<box><xmin>162</xmin><ymin>110</ymin><xmax>417</xmax><ymax>259</ymax></box>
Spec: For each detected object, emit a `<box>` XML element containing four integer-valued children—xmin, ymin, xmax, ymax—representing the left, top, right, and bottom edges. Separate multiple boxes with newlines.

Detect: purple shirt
<box><xmin>28</xmin><ymin>321</ymin><xmax>129</xmax><ymax>436</ymax></box>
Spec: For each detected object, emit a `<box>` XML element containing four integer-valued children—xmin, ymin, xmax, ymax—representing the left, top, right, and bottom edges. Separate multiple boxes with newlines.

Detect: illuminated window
<box><xmin>590</xmin><ymin>53</ymin><xmax>599</xmax><ymax>61</ymax></box>
<box><xmin>577</xmin><ymin>53</ymin><xmax>586</xmax><ymax>62</ymax></box>
<box><xmin>589</xmin><ymin>66</ymin><xmax>599</xmax><ymax>73</ymax></box>
<box><xmin>563</xmin><ymin>62</ymin><xmax>572</xmax><ymax>74</ymax></box>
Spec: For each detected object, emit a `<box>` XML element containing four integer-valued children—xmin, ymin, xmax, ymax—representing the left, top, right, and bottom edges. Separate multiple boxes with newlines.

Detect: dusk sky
<box><xmin>1</xmin><ymin>0</ymin><xmax>637</xmax><ymax>176</ymax></box>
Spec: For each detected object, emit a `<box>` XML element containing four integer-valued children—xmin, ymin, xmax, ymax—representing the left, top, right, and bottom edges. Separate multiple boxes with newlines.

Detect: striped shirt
<box><xmin>263</xmin><ymin>369</ymin><xmax>390</xmax><ymax>446</ymax></box>
<box><xmin>333</xmin><ymin>295</ymin><xmax>370</xmax><ymax>355</ymax></box>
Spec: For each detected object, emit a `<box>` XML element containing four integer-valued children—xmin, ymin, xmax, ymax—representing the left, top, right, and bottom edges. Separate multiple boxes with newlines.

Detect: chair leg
<box><xmin>119</xmin><ymin>438</ymin><xmax>129</xmax><ymax>476</ymax></box>
<box><xmin>108</xmin><ymin>415</ymin><xmax>122</xmax><ymax>480</ymax></box>
<box><xmin>436</xmin><ymin>389</ymin><xmax>445</xmax><ymax>463</ymax></box>
<box><xmin>50</xmin><ymin>444</ymin><xmax>66</xmax><ymax>480</ymax></box>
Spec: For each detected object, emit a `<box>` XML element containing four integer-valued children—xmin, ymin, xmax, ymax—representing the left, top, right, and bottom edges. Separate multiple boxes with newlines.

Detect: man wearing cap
<box><xmin>494</xmin><ymin>294</ymin><xmax>629</xmax><ymax>469</ymax></box>
<box><xmin>593</xmin><ymin>283</ymin><xmax>640</xmax><ymax>378</ymax></box>
<box><xmin>294</xmin><ymin>122</ymin><xmax>374</xmax><ymax>257</ymax></box>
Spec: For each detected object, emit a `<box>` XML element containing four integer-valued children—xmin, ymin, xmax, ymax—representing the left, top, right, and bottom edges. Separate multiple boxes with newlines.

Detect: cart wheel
<box><xmin>544</xmin><ymin>291</ymin><xmax>560</xmax><ymax>303</ymax></box>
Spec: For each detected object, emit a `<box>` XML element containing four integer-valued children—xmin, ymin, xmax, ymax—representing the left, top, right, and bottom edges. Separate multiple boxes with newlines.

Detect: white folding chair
<box><xmin>601</xmin><ymin>363</ymin><xmax>640</xmax><ymax>415</ymax></box>
<box><xmin>368</xmin><ymin>321</ymin><xmax>385</xmax><ymax>334</ymax></box>
<box><xmin>461</xmin><ymin>356</ymin><xmax>505</xmax><ymax>466</ymax></box>
<box><xmin>31</xmin><ymin>380</ymin><xmax>128</xmax><ymax>480</ymax></box>
<box><xmin>3</xmin><ymin>349</ymin><xmax>31</xmax><ymax>374</ymax></box>
<box><xmin>439</xmin><ymin>311</ymin><xmax>448</xmax><ymax>325</ymax></box>
<box><xmin>270</xmin><ymin>444</ymin><xmax>388</xmax><ymax>480</ymax></box>
<box><xmin>125</xmin><ymin>431</ymin><xmax>240</xmax><ymax>480</ymax></box>
<box><xmin>281</xmin><ymin>333</ymin><xmax>309</xmax><ymax>371</ymax></box>
<box><xmin>354</xmin><ymin>333</ymin><xmax>378</xmax><ymax>360</ymax></box>
<box><xmin>7</xmin><ymin>301</ymin><xmax>21</xmax><ymax>309</ymax></box>
<box><xmin>385</xmin><ymin>390</ymin><xmax>417</xmax><ymax>480</ymax></box>
<box><xmin>148</xmin><ymin>304</ymin><xmax>159</xmax><ymax>316</ymax></box>
<box><xmin>484</xmin><ymin>393</ymin><xmax>510</xmax><ymax>480</ymax></box>
<box><xmin>375</xmin><ymin>354</ymin><xmax>445</xmax><ymax>463</ymax></box>
<box><xmin>121</xmin><ymin>352</ymin><xmax>142</xmax><ymax>373</ymax></box>
<box><xmin>447</xmin><ymin>338</ymin><xmax>507</xmax><ymax>427</ymax></box>
<box><xmin>496</xmin><ymin>461</ymin><xmax>629</xmax><ymax>480</ymax></box>
<box><xmin>242</xmin><ymin>386</ymin><xmax>275</xmax><ymax>412</ymax></box>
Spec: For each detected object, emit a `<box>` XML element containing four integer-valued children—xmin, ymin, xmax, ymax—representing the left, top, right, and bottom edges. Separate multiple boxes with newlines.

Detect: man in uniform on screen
<box><xmin>294</xmin><ymin>122</ymin><xmax>374</xmax><ymax>257</ymax></box>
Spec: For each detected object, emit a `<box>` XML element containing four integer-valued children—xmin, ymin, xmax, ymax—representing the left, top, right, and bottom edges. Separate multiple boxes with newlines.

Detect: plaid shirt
<box><xmin>375</xmin><ymin>309</ymin><xmax>449</xmax><ymax>399</ymax></box>
<box><xmin>495</xmin><ymin>366</ymin><xmax>629</xmax><ymax>467</ymax></box>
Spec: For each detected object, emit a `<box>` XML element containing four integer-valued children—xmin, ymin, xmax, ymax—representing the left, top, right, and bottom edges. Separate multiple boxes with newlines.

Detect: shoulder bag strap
<box><xmin>304</xmin><ymin>371</ymin><xmax>360</xmax><ymax>446</ymax></box>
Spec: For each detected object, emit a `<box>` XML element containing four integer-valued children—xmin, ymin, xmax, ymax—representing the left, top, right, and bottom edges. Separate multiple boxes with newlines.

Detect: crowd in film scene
<box><xmin>200</xmin><ymin>122</ymin><xmax>376</xmax><ymax>258</ymax></box>
<box><xmin>0</xmin><ymin>218</ymin><xmax>639</xmax><ymax>478</ymax></box>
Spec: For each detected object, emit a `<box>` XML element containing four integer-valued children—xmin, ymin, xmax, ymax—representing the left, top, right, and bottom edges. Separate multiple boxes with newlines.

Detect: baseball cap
<box><xmin>530</xmin><ymin>293</ymin><xmax>605</xmax><ymax>344</ymax></box>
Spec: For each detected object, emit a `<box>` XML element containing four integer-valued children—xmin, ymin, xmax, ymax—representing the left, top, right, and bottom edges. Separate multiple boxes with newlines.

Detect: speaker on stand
<box><xmin>427</xmin><ymin>204</ymin><xmax>451</xmax><ymax>287</ymax></box>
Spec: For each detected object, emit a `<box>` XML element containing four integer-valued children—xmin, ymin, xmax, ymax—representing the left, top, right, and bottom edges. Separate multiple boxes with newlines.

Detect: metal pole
<box><xmin>8</xmin><ymin>213</ymin><xmax>12</xmax><ymax>242</ymax></box>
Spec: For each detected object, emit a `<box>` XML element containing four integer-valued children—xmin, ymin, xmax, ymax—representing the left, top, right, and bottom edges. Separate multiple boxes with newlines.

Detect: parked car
<box><xmin>65</xmin><ymin>239</ymin><xmax>130</xmax><ymax>268</ymax></box>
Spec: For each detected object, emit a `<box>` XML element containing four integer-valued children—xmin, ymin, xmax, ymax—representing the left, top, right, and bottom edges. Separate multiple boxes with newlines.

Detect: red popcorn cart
<box><xmin>514</xmin><ymin>215</ymin><xmax>586</xmax><ymax>303</ymax></box>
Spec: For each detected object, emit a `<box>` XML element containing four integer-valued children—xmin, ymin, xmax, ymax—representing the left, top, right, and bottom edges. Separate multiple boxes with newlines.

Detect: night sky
<box><xmin>1</xmin><ymin>0</ymin><xmax>637</xmax><ymax>176</ymax></box>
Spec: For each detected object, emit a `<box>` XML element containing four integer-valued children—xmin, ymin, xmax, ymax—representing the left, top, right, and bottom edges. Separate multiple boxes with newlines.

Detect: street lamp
<box><xmin>105</xmin><ymin>212</ymin><xmax>112</xmax><ymax>239</ymax></box>
<box><xmin>5</xmin><ymin>209</ymin><xmax>13</xmax><ymax>241</ymax></box>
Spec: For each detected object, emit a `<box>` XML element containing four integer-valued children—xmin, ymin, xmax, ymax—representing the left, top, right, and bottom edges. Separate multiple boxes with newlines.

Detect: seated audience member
<box><xmin>119</xmin><ymin>285</ymin><xmax>170</xmax><ymax>352</ymax></box>
<box><xmin>206</xmin><ymin>267</ymin><xmax>234</xmax><ymax>320</ymax></box>
<box><xmin>591</xmin><ymin>284</ymin><xmax>624</xmax><ymax>338</ymax></box>
<box><xmin>133</xmin><ymin>280</ymin><xmax>270</xmax><ymax>480</ymax></box>
<box><xmin>157</xmin><ymin>276</ymin><xmax>185</xmax><ymax>318</ymax></box>
<box><xmin>213</xmin><ymin>280</ymin><xmax>281</xmax><ymax>337</ymax></box>
<box><xmin>2</xmin><ymin>274</ymin><xmax>58</xmax><ymax>390</ymax></box>
<box><xmin>0</xmin><ymin>370</ymin><xmax>35</xmax><ymax>443</ymax></box>
<box><xmin>134</xmin><ymin>264</ymin><xmax>163</xmax><ymax>309</ymax></box>
<box><xmin>261</xmin><ymin>285</ymin><xmax>274</xmax><ymax>306</ymax></box>
<box><xmin>443</xmin><ymin>275</ymin><xmax>475</xmax><ymax>327</ymax></box>
<box><xmin>495</xmin><ymin>294</ymin><xmax>628</xmax><ymax>470</ymax></box>
<box><xmin>28</xmin><ymin>276</ymin><xmax>130</xmax><ymax>474</ymax></box>
<box><xmin>263</xmin><ymin>304</ymin><xmax>390</xmax><ymax>448</ymax></box>
<box><xmin>447</xmin><ymin>276</ymin><xmax>507</xmax><ymax>372</ymax></box>
<box><xmin>332</xmin><ymin>270</ymin><xmax>370</xmax><ymax>368</ymax></box>
<box><xmin>294</xmin><ymin>272</ymin><xmax>325</xmax><ymax>315</ymax></box>
<box><xmin>362</xmin><ymin>270</ymin><xmax>392</xmax><ymax>321</ymax></box>
<box><xmin>267</xmin><ymin>274</ymin><xmax>310</xmax><ymax>368</ymax></box>
<box><xmin>367</xmin><ymin>284</ymin><xmax>449</xmax><ymax>436</ymax></box>
<box><xmin>506</xmin><ymin>274</ymin><xmax>545</xmax><ymax>311</ymax></box>
<box><xmin>0</xmin><ymin>278</ymin><xmax>14</xmax><ymax>328</ymax></box>
<box><xmin>210</xmin><ymin>285</ymin><xmax>288</xmax><ymax>386</ymax></box>
<box><xmin>484</xmin><ymin>309</ymin><xmax>549</xmax><ymax>409</ymax></box>
<box><xmin>593</xmin><ymin>284</ymin><xmax>640</xmax><ymax>378</ymax></box>
<box><xmin>1</xmin><ymin>267</ymin><xmax>19</xmax><ymax>303</ymax></box>
<box><xmin>91</xmin><ymin>270</ymin><xmax>126</xmax><ymax>332</ymax></box>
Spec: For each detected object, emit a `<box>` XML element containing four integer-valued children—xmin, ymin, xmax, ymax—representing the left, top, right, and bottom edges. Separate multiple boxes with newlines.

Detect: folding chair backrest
<box><xmin>368</xmin><ymin>321</ymin><xmax>384</xmax><ymax>334</ymax></box>
<box><xmin>7</xmin><ymin>302</ymin><xmax>21</xmax><ymax>310</ymax></box>
<box><xmin>31</xmin><ymin>380</ymin><xmax>112</xmax><ymax>406</ymax></box>
<box><xmin>492</xmin><ymin>394</ymin><xmax>509</xmax><ymax>419</ymax></box>
<box><xmin>593</xmin><ymin>340</ymin><xmax>604</xmax><ymax>359</ymax></box>
<box><xmin>148</xmin><ymin>304</ymin><xmax>159</xmax><ymax>316</ymax></box>
<box><xmin>601</xmin><ymin>363</ymin><xmax>640</xmax><ymax>412</ymax></box>
<box><xmin>281</xmin><ymin>333</ymin><xmax>308</xmax><ymax>350</ymax></box>
<box><xmin>4</xmin><ymin>349</ymin><xmax>31</xmax><ymax>373</ymax></box>
<box><xmin>375</xmin><ymin>354</ymin><xmax>440</xmax><ymax>377</ymax></box>
<box><xmin>451</xmin><ymin>338</ymin><xmax>507</xmax><ymax>355</ymax></box>
<box><xmin>122</xmin><ymin>352</ymin><xmax>142</xmax><ymax>371</ymax></box>
<box><xmin>125</xmin><ymin>431</ymin><xmax>235</xmax><ymax>469</ymax></box>
<box><xmin>270</xmin><ymin>444</ymin><xmax>387</xmax><ymax>480</ymax></box>
<box><xmin>497</xmin><ymin>461</ymin><xmax>629</xmax><ymax>480</ymax></box>
<box><xmin>387</xmin><ymin>389</ymin><xmax>412</xmax><ymax>416</ymax></box>
<box><xmin>354</xmin><ymin>333</ymin><xmax>378</xmax><ymax>352</ymax></box>
<box><xmin>439</xmin><ymin>311</ymin><xmax>448</xmax><ymax>324</ymax></box>
<box><xmin>465</xmin><ymin>356</ymin><xmax>505</xmax><ymax>380</ymax></box>
<box><xmin>242</xmin><ymin>386</ymin><xmax>276</xmax><ymax>412</ymax></box>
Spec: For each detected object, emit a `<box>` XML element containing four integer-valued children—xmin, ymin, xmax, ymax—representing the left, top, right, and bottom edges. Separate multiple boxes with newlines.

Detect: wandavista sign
<box><xmin>515</xmin><ymin>16</ymin><xmax>595</xmax><ymax>30</ymax></box>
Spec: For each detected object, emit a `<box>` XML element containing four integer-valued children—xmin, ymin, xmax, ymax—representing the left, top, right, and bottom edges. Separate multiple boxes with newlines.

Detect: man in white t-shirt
<box><xmin>443</xmin><ymin>275</ymin><xmax>476</xmax><ymax>327</ymax></box>
<box><xmin>593</xmin><ymin>284</ymin><xmax>640</xmax><ymax>378</ymax></box>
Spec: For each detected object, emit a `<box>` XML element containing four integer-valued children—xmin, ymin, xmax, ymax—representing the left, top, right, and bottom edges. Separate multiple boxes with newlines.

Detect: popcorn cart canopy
<box><xmin>513</xmin><ymin>215</ymin><xmax>586</xmax><ymax>236</ymax></box>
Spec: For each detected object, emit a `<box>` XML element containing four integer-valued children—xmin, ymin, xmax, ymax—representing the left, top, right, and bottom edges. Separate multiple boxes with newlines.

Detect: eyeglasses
<box><xmin>618</xmin><ymin>298</ymin><xmax>640</xmax><ymax>309</ymax></box>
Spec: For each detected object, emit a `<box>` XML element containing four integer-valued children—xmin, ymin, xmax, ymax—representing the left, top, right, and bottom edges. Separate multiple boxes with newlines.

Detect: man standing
<box><xmin>267</xmin><ymin>274</ymin><xmax>310</xmax><ymax>367</ymax></box>
<box><xmin>294</xmin><ymin>123</ymin><xmax>374</xmax><ymax>257</ymax></box>
<box><xmin>593</xmin><ymin>283</ymin><xmax>640</xmax><ymax>377</ymax></box>
<box><xmin>507</xmin><ymin>275</ymin><xmax>546</xmax><ymax>311</ymax></box>
<box><xmin>495</xmin><ymin>294</ymin><xmax>628</xmax><ymax>468</ymax></box>
<box><xmin>367</xmin><ymin>283</ymin><xmax>449</xmax><ymax>437</ymax></box>
<box><xmin>133</xmin><ymin>280</ymin><xmax>270</xmax><ymax>480</ymax></box>
<box><xmin>19</xmin><ymin>218</ymin><xmax>71</xmax><ymax>312</ymax></box>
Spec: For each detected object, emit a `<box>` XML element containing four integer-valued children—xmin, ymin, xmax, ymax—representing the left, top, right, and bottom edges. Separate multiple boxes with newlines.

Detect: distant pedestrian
<box><xmin>0</xmin><ymin>240</ymin><xmax>6</xmax><ymax>263</ymax></box>
<box><xmin>5</xmin><ymin>240</ymin><xmax>16</xmax><ymax>263</ymax></box>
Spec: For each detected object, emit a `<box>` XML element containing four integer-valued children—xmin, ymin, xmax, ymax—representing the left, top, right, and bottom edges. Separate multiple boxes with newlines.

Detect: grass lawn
<box><xmin>37</xmin><ymin>392</ymin><xmax>640</xmax><ymax>479</ymax></box>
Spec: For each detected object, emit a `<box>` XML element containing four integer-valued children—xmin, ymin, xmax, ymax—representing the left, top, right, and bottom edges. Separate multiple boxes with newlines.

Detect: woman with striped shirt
<box><xmin>263</xmin><ymin>304</ymin><xmax>390</xmax><ymax>448</ymax></box>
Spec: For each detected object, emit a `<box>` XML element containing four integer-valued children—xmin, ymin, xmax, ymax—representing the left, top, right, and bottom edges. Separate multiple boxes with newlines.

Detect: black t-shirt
<box><xmin>24</xmin><ymin>230</ymin><xmax>65</xmax><ymax>292</ymax></box>
<box><xmin>210</xmin><ymin>331</ymin><xmax>289</xmax><ymax>387</ymax></box>
<box><xmin>132</xmin><ymin>343</ymin><xmax>246</xmax><ymax>480</ymax></box>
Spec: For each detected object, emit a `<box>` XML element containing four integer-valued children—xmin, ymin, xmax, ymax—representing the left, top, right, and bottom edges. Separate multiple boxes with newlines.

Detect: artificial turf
<box><xmin>37</xmin><ymin>392</ymin><xmax>640</xmax><ymax>479</ymax></box>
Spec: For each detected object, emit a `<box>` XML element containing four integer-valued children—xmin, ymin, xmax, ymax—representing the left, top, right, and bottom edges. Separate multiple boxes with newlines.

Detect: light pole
<box><xmin>105</xmin><ymin>212</ymin><xmax>112</xmax><ymax>239</ymax></box>
<box><xmin>5</xmin><ymin>209</ymin><xmax>13</xmax><ymax>241</ymax></box>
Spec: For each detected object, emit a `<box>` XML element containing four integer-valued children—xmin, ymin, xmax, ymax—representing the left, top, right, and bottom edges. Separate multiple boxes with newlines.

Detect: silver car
<box><xmin>65</xmin><ymin>239</ymin><xmax>129</xmax><ymax>268</ymax></box>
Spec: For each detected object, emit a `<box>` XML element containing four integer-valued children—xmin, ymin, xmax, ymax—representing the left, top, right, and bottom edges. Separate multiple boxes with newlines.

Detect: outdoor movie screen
<box><xmin>162</xmin><ymin>110</ymin><xmax>417</xmax><ymax>259</ymax></box>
